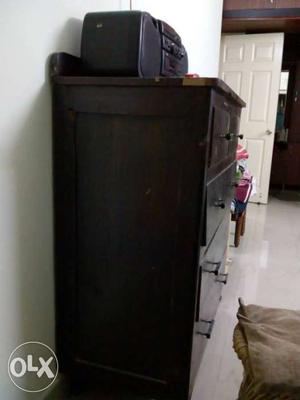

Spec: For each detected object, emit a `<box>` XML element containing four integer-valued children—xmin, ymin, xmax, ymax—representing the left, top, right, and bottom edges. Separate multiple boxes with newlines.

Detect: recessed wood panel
<box><xmin>248</xmin><ymin>71</ymin><xmax>271</xmax><ymax>122</ymax></box>
<box><xmin>222</xmin><ymin>71</ymin><xmax>242</xmax><ymax>96</ymax></box>
<box><xmin>223</xmin><ymin>43</ymin><xmax>245</xmax><ymax>63</ymax></box>
<box><xmin>252</xmin><ymin>43</ymin><xmax>274</xmax><ymax>62</ymax></box>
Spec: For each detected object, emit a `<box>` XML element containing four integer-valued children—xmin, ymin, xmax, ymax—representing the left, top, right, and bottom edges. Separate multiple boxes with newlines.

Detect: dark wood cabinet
<box><xmin>51</xmin><ymin>54</ymin><xmax>245</xmax><ymax>400</ymax></box>
<box><xmin>223</xmin><ymin>0</ymin><xmax>275</xmax><ymax>10</ymax></box>
<box><xmin>271</xmin><ymin>143</ymin><xmax>300</xmax><ymax>187</ymax></box>
<box><xmin>223</xmin><ymin>0</ymin><xmax>300</xmax><ymax>10</ymax></box>
<box><xmin>271</xmin><ymin>42</ymin><xmax>300</xmax><ymax>189</ymax></box>
<box><xmin>223</xmin><ymin>0</ymin><xmax>300</xmax><ymax>33</ymax></box>
<box><xmin>275</xmin><ymin>0</ymin><xmax>300</xmax><ymax>7</ymax></box>
<box><xmin>288</xmin><ymin>61</ymin><xmax>300</xmax><ymax>143</ymax></box>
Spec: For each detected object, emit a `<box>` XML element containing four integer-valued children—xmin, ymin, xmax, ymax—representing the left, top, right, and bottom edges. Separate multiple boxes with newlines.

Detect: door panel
<box><xmin>223</xmin><ymin>71</ymin><xmax>242</xmax><ymax>95</ymax></box>
<box><xmin>252</xmin><ymin>42</ymin><xmax>275</xmax><ymax>62</ymax></box>
<box><xmin>220</xmin><ymin>33</ymin><xmax>284</xmax><ymax>203</ymax></box>
<box><xmin>223</xmin><ymin>42</ymin><xmax>245</xmax><ymax>64</ymax></box>
<box><xmin>248</xmin><ymin>71</ymin><xmax>271</xmax><ymax>121</ymax></box>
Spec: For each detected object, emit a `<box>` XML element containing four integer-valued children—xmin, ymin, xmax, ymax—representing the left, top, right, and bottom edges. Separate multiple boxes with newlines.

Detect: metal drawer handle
<box><xmin>197</xmin><ymin>319</ymin><xmax>215</xmax><ymax>339</ymax></box>
<box><xmin>219</xmin><ymin>133</ymin><xmax>244</xmax><ymax>140</ymax></box>
<box><xmin>219</xmin><ymin>133</ymin><xmax>232</xmax><ymax>140</ymax></box>
<box><xmin>214</xmin><ymin>200</ymin><xmax>226</xmax><ymax>209</ymax></box>
<box><xmin>217</xmin><ymin>273</ymin><xmax>228</xmax><ymax>285</ymax></box>
<box><xmin>202</xmin><ymin>261</ymin><xmax>221</xmax><ymax>275</ymax></box>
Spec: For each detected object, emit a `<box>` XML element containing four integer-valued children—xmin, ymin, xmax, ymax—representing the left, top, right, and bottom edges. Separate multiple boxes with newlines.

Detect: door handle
<box><xmin>266</xmin><ymin>129</ymin><xmax>273</xmax><ymax>135</ymax></box>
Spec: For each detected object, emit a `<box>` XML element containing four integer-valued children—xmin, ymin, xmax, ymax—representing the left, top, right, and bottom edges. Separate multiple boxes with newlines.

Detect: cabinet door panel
<box><xmin>190</xmin><ymin>216</ymin><xmax>230</xmax><ymax>390</ymax></box>
<box><xmin>75</xmin><ymin>113</ymin><xmax>182</xmax><ymax>380</ymax></box>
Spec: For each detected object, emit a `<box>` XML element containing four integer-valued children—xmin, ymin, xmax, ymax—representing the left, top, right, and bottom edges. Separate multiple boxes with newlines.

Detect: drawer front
<box><xmin>205</xmin><ymin>162</ymin><xmax>235</xmax><ymax>246</ymax></box>
<box><xmin>190</xmin><ymin>185</ymin><xmax>232</xmax><ymax>390</ymax></box>
<box><xmin>194</xmin><ymin>215</ymin><xmax>230</xmax><ymax>341</ymax></box>
<box><xmin>190</xmin><ymin>233</ymin><xmax>227</xmax><ymax>388</ymax></box>
<box><xmin>208</xmin><ymin>91</ymin><xmax>241</xmax><ymax>177</ymax></box>
<box><xmin>189</xmin><ymin>330</ymin><xmax>206</xmax><ymax>391</ymax></box>
<box><xmin>200</xmin><ymin>215</ymin><xmax>230</xmax><ymax>319</ymax></box>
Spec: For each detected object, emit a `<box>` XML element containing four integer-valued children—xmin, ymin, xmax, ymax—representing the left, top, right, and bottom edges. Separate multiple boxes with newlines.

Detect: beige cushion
<box><xmin>233</xmin><ymin>299</ymin><xmax>300</xmax><ymax>399</ymax></box>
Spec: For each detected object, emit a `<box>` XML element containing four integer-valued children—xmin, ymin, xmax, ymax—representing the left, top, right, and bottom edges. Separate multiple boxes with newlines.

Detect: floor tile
<box><xmin>192</xmin><ymin>196</ymin><xmax>300</xmax><ymax>400</ymax></box>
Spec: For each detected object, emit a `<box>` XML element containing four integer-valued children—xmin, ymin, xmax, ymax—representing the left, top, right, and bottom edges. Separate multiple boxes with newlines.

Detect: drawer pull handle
<box><xmin>219</xmin><ymin>132</ymin><xmax>232</xmax><ymax>140</ymax></box>
<box><xmin>217</xmin><ymin>273</ymin><xmax>228</xmax><ymax>285</ymax></box>
<box><xmin>202</xmin><ymin>261</ymin><xmax>221</xmax><ymax>275</ymax></box>
<box><xmin>197</xmin><ymin>319</ymin><xmax>215</xmax><ymax>339</ymax></box>
<box><xmin>219</xmin><ymin>133</ymin><xmax>244</xmax><ymax>140</ymax></box>
<box><xmin>214</xmin><ymin>200</ymin><xmax>226</xmax><ymax>209</ymax></box>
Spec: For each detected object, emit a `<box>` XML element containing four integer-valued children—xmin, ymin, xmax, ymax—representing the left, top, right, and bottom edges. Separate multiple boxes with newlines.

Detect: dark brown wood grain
<box><xmin>288</xmin><ymin>61</ymin><xmax>300</xmax><ymax>143</ymax></box>
<box><xmin>51</xmin><ymin>54</ymin><xmax>244</xmax><ymax>399</ymax></box>
<box><xmin>275</xmin><ymin>0</ymin><xmax>300</xmax><ymax>7</ymax></box>
<box><xmin>222</xmin><ymin>2</ymin><xmax>300</xmax><ymax>33</ymax></box>
<box><xmin>271</xmin><ymin>143</ymin><xmax>300</xmax><ymax>186</ymax></box>
<box><xmin>223</xmin><ymin>0</ymin><xmax>300</xmax><ymax>9</ymax></box>
<box><xmin>223</xmin><ymin>0</ymin><xmax>275</xmax><ymax>10</ymax></box>
<box><xmin>270</xmin><ymin>35</ymin><xmax>300</xmax><ymax>188</ymax></box>
<box><xmin>222</xmin><ymin>16</ymin><xmax>300</xmax><ymax>33</ymax></box>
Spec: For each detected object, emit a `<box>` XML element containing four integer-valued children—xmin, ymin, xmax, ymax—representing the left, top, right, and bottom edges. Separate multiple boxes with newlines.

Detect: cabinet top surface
<box><xmin>52</xmin><ymin>76</ymin><xmax>246</xmax><ymax>107</ymax></box>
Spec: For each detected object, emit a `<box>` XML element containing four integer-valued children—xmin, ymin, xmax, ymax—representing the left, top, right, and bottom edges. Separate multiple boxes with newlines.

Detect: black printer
<box><xmin>81</xmin><ymin>11</ymin><xmax>188</xmax><ymax>77</ymax></box>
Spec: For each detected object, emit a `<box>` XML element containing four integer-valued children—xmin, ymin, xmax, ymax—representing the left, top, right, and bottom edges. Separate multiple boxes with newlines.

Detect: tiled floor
<box><xmin>192</xmin><ymin>195</ymin><xmax>300</xmax><ymax>400</ymax></box>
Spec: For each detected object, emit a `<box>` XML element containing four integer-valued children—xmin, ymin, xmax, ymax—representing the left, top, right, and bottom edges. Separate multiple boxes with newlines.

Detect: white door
<box><xmin>219</xmin><ymin>33</ymin><xmax>284</xmax><ymax>204</ymax></box>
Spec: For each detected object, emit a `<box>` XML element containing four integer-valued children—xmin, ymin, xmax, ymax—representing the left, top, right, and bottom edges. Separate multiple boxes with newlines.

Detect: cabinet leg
<box><xmin>241</xmin><ymin>211</ymin><xmax>246</xmax><ymax>236</ymax></box>
<box><xmin>234</xmin><ymin>214</ymin><xmax>243</xmax><ymax>247</ymax></box>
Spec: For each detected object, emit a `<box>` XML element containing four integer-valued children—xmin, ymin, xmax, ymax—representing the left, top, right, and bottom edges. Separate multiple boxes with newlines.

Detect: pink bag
<box><xmin>236</xmin><ymin>176</ymin><xmax>253</xmax><ymax>203</ymax></box>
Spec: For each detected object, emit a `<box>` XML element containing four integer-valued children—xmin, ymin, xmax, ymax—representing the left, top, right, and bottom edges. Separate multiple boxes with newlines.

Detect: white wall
<box><xmin>131</xmin><ymin>0</ymin><xmax>224</xmax><ymax>77</ymax></box>
<box><xmin>0</xmin><ymin>1</ymin><xmax>128</xmax><ymax>399</ymax></box>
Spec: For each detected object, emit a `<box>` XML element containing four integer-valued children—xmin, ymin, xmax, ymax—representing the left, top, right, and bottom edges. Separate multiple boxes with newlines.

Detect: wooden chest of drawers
<box><xmin>51</xmin><ymin>53</ymin><xmax>245</xmax><ymax>400</ymax></box>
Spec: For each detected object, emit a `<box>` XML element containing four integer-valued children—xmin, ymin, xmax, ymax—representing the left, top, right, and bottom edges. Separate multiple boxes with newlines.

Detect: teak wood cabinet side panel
<box><xmin>52</xmin><ymin>75</ymin><xmax>244</xmax><ymax>399</ymax></box>
<box><xmin>223</xmin><ymin>0</ymin><xmax>275</xmax><ymax>10</ymax></box>
<box><xmin>223</xmin><ymin>0</ymin><xmax>300</xmax><ymax>10</ymax></box>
